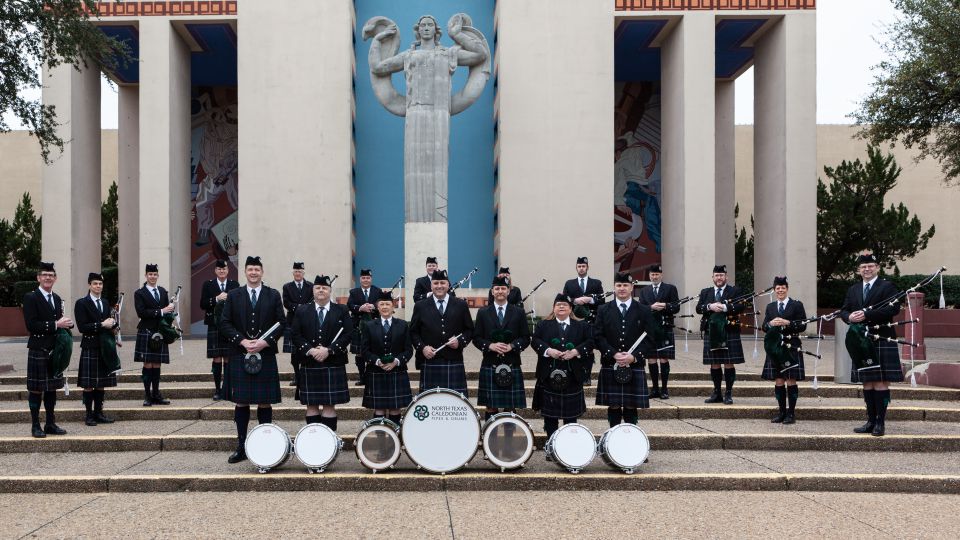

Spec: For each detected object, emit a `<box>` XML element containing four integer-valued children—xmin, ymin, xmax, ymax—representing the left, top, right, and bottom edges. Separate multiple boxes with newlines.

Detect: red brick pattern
<box><xmin>615</xmin><ymin>0</ymin><xmax>815</xmax><ymax>10</ymax></box>
<box><xmin>93</xmin><ymin>1</ymin><xmax>237</xmax><ymax>17</ymax></box>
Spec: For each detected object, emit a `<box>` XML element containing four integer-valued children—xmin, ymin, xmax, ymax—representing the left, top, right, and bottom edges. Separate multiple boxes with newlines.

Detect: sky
<box><xmin>4</xmin><ymin>0</ymin><xmax>902</xmax><ymax>129</ymax></box>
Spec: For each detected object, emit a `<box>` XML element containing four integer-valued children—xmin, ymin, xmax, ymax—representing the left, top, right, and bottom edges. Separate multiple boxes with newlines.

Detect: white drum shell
<box><xmin>245</xmin><ymin>423</ymin><xmax>292</xmax><ymax>472</ymax></box>
<box><xmin>294</xmin><ymin>423</ymin><xmax>343</xmax><ymax>471</ymax></box>
<box><xmin>401</xmin><ymin>388</ymin><xmax>481</xmax><ymax>474</ymax></box>
<box><xmin>481</xmin><ymin>412</ymin><xmax>535</xmax><ymax>471</ymax></box>
<box><xmin>599</xmin><ymin>423</ymin><xmax>650</xmax><ymax>473</ymax></box>
<box><xmin>544</xmin><ymin>423</ymin><xmax>596</xmax><ymax>473</ymax></box>
<box><xmin>355</xmin><ymin>418</ymin><xmax>402</xmax><ymax>471</ymax></box>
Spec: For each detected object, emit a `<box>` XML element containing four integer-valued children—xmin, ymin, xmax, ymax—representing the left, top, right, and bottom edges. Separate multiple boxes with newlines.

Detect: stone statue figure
<box><xmin>363</xmin><ymin>13</ymin><xmax>490</xmax><ymax>223</ymax></box>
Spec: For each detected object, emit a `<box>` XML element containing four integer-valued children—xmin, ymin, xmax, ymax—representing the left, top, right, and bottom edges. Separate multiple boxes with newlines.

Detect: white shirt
<box><xmin>862</xmin><ymin>276</ymin><xmax>878</xmax><ymax>288</ymax></box>
<box><xmin>89</xmin><ymin>293</ymin><xmax>103</xmax><ymax>310</ymax></box>
<box><xmin>247</xmin><ymin>284</ymin><xmax>262</xmax><ymax>303</ymax></box>
<box><xmin>777</xmin><ymin>297</ymin><xmax>791</xmax><ymax>310</ymax></box>
<box><xmin>315</xmin><ymin>301</ymin><xmax>331</xmax><ymax>312</ymax></box>
<box><xmin>217</xmin><ymin>279</ymin><xmax>228</xmax><ymax>290</ymax></box>
<box><xmin>38</xmin><ymin>287</ymin><xmax>54</xmax><ymax>303</ymax></box>
<box><xmin>615</xmin><ymin>298</ymin><xmax>633</xmax><ymax>312</ymax></box>
<box><xmin>434</xmin><ymin>295</ymin><xmax>448</xmax><ymax>312</ymax></box>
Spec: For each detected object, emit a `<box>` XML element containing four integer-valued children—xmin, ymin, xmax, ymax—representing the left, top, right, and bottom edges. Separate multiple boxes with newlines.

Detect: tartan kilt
<box><xmin>362</xmin><ymin>369</ymin><xmax>414</xmax><ymax>410</ymax></box>
<box><xmin>134</xmin><ymin>329</ymin><xmax>170</xmax><ymax>364</ymax></box>
<box><xmin>282</xmin><ymin>325</ymin><xmax>294</xmax><ymax>354</ymax></box>
<box><xmin>206</xmin><ymin>325</ymin><xmax>230</xmax><ymax>358</ymax></box>
<box><xmin>851</xmin><ymin>340</ymin><xmax>904</xmax><ymax>383</ymax></box>
<box><xmin>26</xmin><ymin>348</ymin><xmax>65</xmax><ymax>392</ymax></box>
<box><xmin>532</xmin><ymin>379</ymin><xmax>586</xmax><ymax>419</ymax></box>
<box><xmin>298</xmin><ymin>363</ymin><xmax>350</xmax><ymax>406</ymax></box>
<box><xmin>761</xmin><ymin>352</ymin><xmax>806</xmax><ymax>381</ymax></box>
<box><xmin>595</xmin><ymin>365</ymin><xmax>650</xmax><ymax>408</ymax></box>
<box><xmin>651</xmin><ymin>329</ymin><xmax>676</xmax><ymax>360</ymax></box>
<box><xmin>477</xmin><ymin>365</ymin><xmax>526</xmax><ymax>409</ymax></box>
<box><xmin>223</xmin><ymin>352</ymin><xmax>282</xmax><ymax>405</ymax></box>
<box><xmin>76</xmin><ymin>348</ymin><xmax>118</xmax><ymax>388</ymax></box>
<box><xmin>418</xmin><ymin>362</ymin><xmax>468</xmax><ymax>396</ymax></box>
<box><xmin>702</xmin><ymin>333</ymin><xmax>745</xmax><ymax>365</ymax></box>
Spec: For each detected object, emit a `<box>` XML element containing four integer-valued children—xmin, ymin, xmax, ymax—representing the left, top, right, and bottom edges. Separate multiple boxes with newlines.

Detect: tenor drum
<box><xmin>482</xmin><ymin>412</ymin><xmax>534</xmax><ymax>472</ymax></box>
<box><xmin>544</xmin><ymin>423</ymin><xmax>596</xmax><ymax>474</ymax></box>
<box><xmin>355</xmin><ymin>417</ymin><xmax>402</xmax><ymax>473</ymax></box>
<box><xmin>245</xmin><ymin>423</ymin><xmax>291</xmax><ymax>474</ymax></box>
<box><xmin>401</xmin><ymin>388</ymin><xmax>481</xmax><ymax>474</ymax></box>
<box><xmin>293</xmin><ymin>423</ymin><xmax>343</xmax><ymax>473</ymax></box>
<box><xmin>599</xmin><ymin>423</ymin><xmax>650</xmax><ymax>474</ymax></box>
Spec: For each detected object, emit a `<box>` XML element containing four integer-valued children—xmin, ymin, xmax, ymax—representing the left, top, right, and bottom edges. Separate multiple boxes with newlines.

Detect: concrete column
<box><xmin>715</xmin><ymin>80</ymin><xmax>736</xmax><ymax>283</ymax></box>
<box><xmin>496</xmin><ymin>0</ymin><xmax>614</xmax><ymax>311</ymax></box>
<box><xmin>238</xmin><ymin>0</ymin><xmax>354</xmax><ymax>290</ymax></box>
<box><xmin>40</xmin><ymin>62</ymin><xmax>101</xmax><ymax>307</ymax></box>
<box><xmin>117</xmin><ymin>85</ymin><xmax>140</xmax><ymax>333</ymax></box>
<box><xmin>139</xmin><ymin>18</ymin><xmax>192</xmax><ymax>329</ymax></box>
<box><xmin>753</xmin><ymin>12</ymin><xmax>817</xmax><ymax>310</ymax></box>
<box><xmin>661</xmin><ymin>13</ymin><xmax>716</xmax><ymax>299</ymax></box>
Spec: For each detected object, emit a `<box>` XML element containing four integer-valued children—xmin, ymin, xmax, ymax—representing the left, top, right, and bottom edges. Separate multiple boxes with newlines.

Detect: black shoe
<box><xmin>771</xmin><ymin>412</ymin><xmax>785</xmax><ymax>423</ymax></box>
<box><xmin>660</xmin><ymin>389</ymin><xmax>669</xmax><ymax>400</ymax></box>
<box><xmin>94</xmin><ymin>412</ymin><xmax>115</xmax><ymax>424</ymax></box>
<box><xmin>213</xmin><ymin>392</ymin><xmax>222</xmax><ymax>401</ymax></box>
<box><xmin>289</xmin><ymin>380</ymin><xmax>297</xmax><ymax>387</ymax></box>
<box><xmin>782</xmin><ymin>412</ymin><xmax>796</xmax><ymax>425</ymax></box>
<box><xmin>85</xmin><ymin>413</ymin><xmax>98</xmax><ymax>427</ymax></box>
<box><xmin>32</xmin><ymin>425</ymin><xmax>46</xmax><ymax>438</ymax></box>
<box><xmin>143</xmin><ymin>392</ymin><xmax>153</xmax><ymax>407</ymax></box>
<box><xmin>151</xmin><ymin>393</ymin><xmax>171</xmax><ymax>405</ymax></box>
<box><xmin>704</xmin><ymin>392</ymin><xmax>723</xmax><ymax>404</ymax></box>
<box><xmin>228</xmin><ymin>448</ymin><xmax>247</xmax><ymax>464</ymax></box>
<box><xmin>44</xmin><ymin>423</ymin><xmax>67</xmax><ymax>435</ymax></box>
<box><xmin>649</xmin><ymin>389</ymin><xmax>661</xmax><ymax>399</ymax></box>
<box><xmin>853</xmin><ymin>422</ymin><xmax>875</xmax><ymax>434</ymax></box>
<box><xmin>871</xmin><ymin>421</ymin><xmax>885</xmax><ymax>437</ymax></box>
<box><xmin>354</xmin><ymin>380</ymin><xmax>365</xmax><ymax>386</ymax></box>
<box><xmin>723</xmin><ymin>391</ymin><xmax>733</xmax><ymax>405</ymax></box>
<box><xmin>583</xmin><ymin>378</ymin><xmax>592</xmax><ymax>387</ymax></box>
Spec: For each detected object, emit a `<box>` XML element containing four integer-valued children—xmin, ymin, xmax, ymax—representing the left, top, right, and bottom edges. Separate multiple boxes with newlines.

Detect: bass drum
<box><xmin>544</xmin><ymin>423</ymin><xmax>596</xmax><ymax>474</ymax></box>
<box><xmin>482</xmin><ymin>412</ymin><xmax>534</xmax><ymax>472</ymax></box>
<box><xmin>401</xmin><ymin>388</ymin><xmax>481</xmax><ymax>474</ymax></box>
<box><xmin>245</xmin><ymin>423</ymin><xmax>292</xmax><ymax>474</ymax></box>
<box><xmin>294</xmin><ymin>423</ymin><xmax>343</xmax><ymax>473</ymax></box>
<box><xmin>355</xmin><ymin>417</ymin><xmax>402</xmax><ymax>473</ymax></box>
<box><xmin>599</xmin><ymin>423</ymin><xmax>649</xmax><ymax>474</ymax></box>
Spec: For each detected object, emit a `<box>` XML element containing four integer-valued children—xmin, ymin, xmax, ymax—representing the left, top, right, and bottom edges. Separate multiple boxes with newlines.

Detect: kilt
<box><xmin>477</xmin><ymin>365</ymin><xmax>526</xmax><ymax>409</ymax></box>
<box><xmin>418</xmin><ymin>362</ymin><xmax>468</xmax><ymax>396</ymax></box>
<box><xmin>134</xmin><ymin>329</ymin><xmax>170</xmax><ymax>364</ymax></box>
<box><xmin>851</xmin><ymin>340</ymin><xmax>904</xmax><ymax>383</ymax></box>
<box><xmin>76</xmin><ymin>348</ymin><xmax>118</xmax><ymax>388</ymax></box>
<box><xmin>595</xmin><ymin>365</ymin><xmax>650</xmax><ymax>408</ymax></box>
<box><xmin>282</xmin><ymin>325</ymin><xmax>294</xmax><ymax>353</ymax></box>
<box><xmin>26</xmin><ymin>348</ymin><xmax>65</xmax><ymax>392</ymax></box>
<box><xmin>651</xmin><ymin>327</ymin><xmax>676</xmax><ymax>360</ymax></box>
<box><xmin>532</xmin><ymin>378</ymin><xmax>586</xmax><ymax>419</ymax></box>
<box><xmin>223</xmin><ymin>352</ymin><xmax>282</xmax><ymax>405</ymax></box>
<box><xmin>206</xmin><ymin>325</ymin><xmax>230</xmax><ymax>358</ymax></box>
<box><xmin>702</xmin><ymin>333</ymin><xmax>745</xmax><ymax>365</ymax></box>
<box><xmin>298</xmin><ymin>363</ymin><xmax>350</xmax><ymax>406</ymax></box>
<box><xmin>761</xmin><ymin>353</ymin><xmax>806</xmax><ymax>381</ymax></box>
<box><xmin>362</xmin><ymin>369</ymin><xmax>414</xmax><ymax>410</ymax></box>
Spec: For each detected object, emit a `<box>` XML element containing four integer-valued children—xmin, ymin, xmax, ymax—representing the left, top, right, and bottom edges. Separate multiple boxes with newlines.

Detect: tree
<box><xmin>734</xmin><ymin>204</ymin><xmax>754</xmax><ymax>292</ymax></box>
<box><xmin>0</xmin><ymin>1</ymin><xmax>129</xmax><ymax>162</ymax></box>
<box><xmin>817</xmin><ymin>145</ymin><xmax>935</xmax><ymax>282</ymax></box>
<box><xmin>854</xmin><ymin>0</ymin><xmax>960</xmax><ymax>186</ymax></box>
<box><xmin>101</xmin><ymin>181</ymin><xmax>118</xmax><ymax>268</ymax></box>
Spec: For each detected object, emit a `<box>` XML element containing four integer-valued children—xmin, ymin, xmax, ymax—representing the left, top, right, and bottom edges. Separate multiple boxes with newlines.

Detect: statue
<box><xmin>363</xmin><ymin>13</ymin><xmax>491</xmax><ymax>223</ymax></box>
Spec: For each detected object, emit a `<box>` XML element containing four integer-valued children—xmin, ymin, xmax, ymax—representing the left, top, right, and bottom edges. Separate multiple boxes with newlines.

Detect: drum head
<box><xmin>551</xmin><ymin>423</ymin><xmax>596</xmax><ymax>470</ymax></box>
<box><xmin>483</xmin><ymin>413</ymin><xmax>534</xmax><ymax>471</ymax></box>
<box><xmin>402</xmin><ymin>389</ymin><xmax>480</xmax><ymax>474</ymax></box>
<box><xmin>245</xmin><ymin>423</ymin><xmax>290</xmax><ymax>469</ymax></box>
<box><xmin>294</xmin><ymin>423</ymin><xmax>341</xmax><ymax>469</ymax></box>
<box><xmin>356</xmin><ymin>421</ymin><xmax>401</xmax><ymax>471</ymax></box>
<box><xmin>602</xmin><ymin>424</ymin><xmax>649</xmax><ymax>470</ymax></box>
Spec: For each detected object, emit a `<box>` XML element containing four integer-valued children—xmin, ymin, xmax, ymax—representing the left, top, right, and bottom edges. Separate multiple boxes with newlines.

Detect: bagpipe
<box><xmin>648</xmin><ymin>295</ymin><xmax>696</xmax><ymax>350</ymax></box>
<box><xmin>151</xmin><ymin>286</ymin><xmax>183</xmax><ymax>351</ymax></box>
<box><xmin>702</xmin><ymin>286</ymin><xmax>774</xmax><ymax>352</ymax></box>
<box><xmin>572</xmin><ymin>291</ymin><xmax>614</xmax><ymax>321</ymax></box>
<box><xmin>100</xmin><ymin>293</ymin><xmax>124</xmax><ymax>375</ymax></box>
<box><xmin>387</xmin><ymin>275</ymin><xmax>404</xmax><ymax>309</ymax></box>
<box><xmin>762</xmin><ymin>313</ymin><xmax>827</xmax><ymax>374</ymax></box>
<box><xmin>450</xmin><ymin>267</ymin><xmax>479</xmax><ymax>293</ymax></box>
<box><xmin>50</xmin><ymin>328</ymin><xmax>74</xmax><ymax>380</ymax></box>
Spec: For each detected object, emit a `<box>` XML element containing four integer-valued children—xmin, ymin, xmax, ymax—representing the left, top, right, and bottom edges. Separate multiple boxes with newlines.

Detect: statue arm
<box><xmin>449</xmin><ymin>25</ymin><xmax>487</xmax><ymax>67</ymax></box>
<box><xmin>370</xmin><ymin>40</ymin><xmax>404</xmax><ymax>75</ymax></box>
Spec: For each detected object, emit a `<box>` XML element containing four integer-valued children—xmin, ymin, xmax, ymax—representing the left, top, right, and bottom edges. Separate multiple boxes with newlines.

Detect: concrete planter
<box><xmin>0</xmin><ymin>307</ymin><xmax>26</xmax><ymax>337</ymax></box>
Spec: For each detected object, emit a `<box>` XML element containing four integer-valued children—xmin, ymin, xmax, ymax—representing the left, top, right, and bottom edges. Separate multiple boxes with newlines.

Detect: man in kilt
<box><xmin>219</xmin><ymin>256</ymin><xmax>286</xmax><ymax>463</ymax></box>
<box><xmin>410</xmin><ymin>269</ymin><xmax>474</xmax><ymax>395</ymax></box>
<box><xmin>562</xmin><ymin>256</ymin><xmax>605</xmax><ymax>385</ymax></box>
<box><xmin>347</xmin><ymin>268</ymin><xmax>382</xmax><ymax>386</ymax></box>
<box><xmin>22</xmin><ymin>262</ymin><xmax>73</xmax><ymax>438</ymax></box>
<box><xmin>75</xmin><ymin>272</ymin><xmax>119</xmax><ymax>426</ymax></box>
<box><xmin>594</xmin><ymin>273</ymin><xmax>654</xmax><ymax>427</ymax></box>
<box><xmin>360</xmin><ymin>290</ymin><xmax>414</xmax><ymax>424</ymax></box>
<box><xmin>282</xmin><ymin>262</ymin><xmax>312</xmax><ymax>388</ymax></box>
<box><xmin>134</xmin><ymin>264</ymin><xmax>176</xmax><ymax>406</ymax></box>
<box><xmin>473</xmin><ymin>275</ymin><xmax>531</xmax><ymax>419</ymax></box>
<box><xmin>199</xmin><ymin>259</ymin><xmax>239</xmax><ymax>400</ymax></box>
<box><xmin>292</xmin><ymin>275</ymin><xmax>353</xmax><ymax>431</ymax></box>
<box><xmin>761</xmin><ymin>276</ymin><xmax>809</xmax><ymax>425</ymax></box>
<box><xmin>485</xmin><ymin>267</ymin><xmax>524</xmax><ymax>310</ymax></box>
<box><xmin>840</xmin><ymin>252</ymin><xmax>903</xmax><ymax>436</ymax></box>
<box><xmin>636</xmin><ymin>264</ymin><xmax>681</xmax><ymax>399</ymax></box>
<box><xmin>696</xmin><ymin>265</ymin><xmax>746</xmax><ymax>405</ymax></box>
<box><xmin>531</xmin><ymin>294</ymin><xmax>593</xmax><ymax>439</ymax></box>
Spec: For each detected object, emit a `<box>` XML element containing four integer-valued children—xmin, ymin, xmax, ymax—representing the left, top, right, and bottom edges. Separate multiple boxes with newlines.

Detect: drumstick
<box><xmin>434</xmin><ymin>333</ymin><xmax>464</xmax><ymax>352</ymax></box>
<box><xmin>626</xmin><ymin>332</ymin><xmax>647</xmax><ymax>356</ymax></box>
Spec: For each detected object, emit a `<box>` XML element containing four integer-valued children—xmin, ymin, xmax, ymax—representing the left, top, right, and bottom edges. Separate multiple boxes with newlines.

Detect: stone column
<box><xmin>117</xmin><ymin>85</ymin><xmax>140</xmax><ymax>333</ymax></box>
<box><xmin>715</xmin><ymin>80</ymin><xmax>736</xmax><ymax>282</ymax></box>
<box><xmin>40</xmin><ymin>62</ymin><xmax>101</xmax><ymax>306</ymax></box>
<box><xmin>138</xmin><ymin>18</ymin><xmax>192</xmax><ymax>329</ymax></box>
<box><xmin>661</xmin><ymin>12</ymin><xmax>716</xmax><ymax>299</ymax></box>
<box><xmin>753</xmin><ymin>12</ymin><xmax>817</xmax><ymax>310</ymax></box>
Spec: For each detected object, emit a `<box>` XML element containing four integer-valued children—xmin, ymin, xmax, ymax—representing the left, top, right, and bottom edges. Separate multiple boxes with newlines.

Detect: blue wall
<box><xmin>353</xmin><ymin>0</ymin><xmax>496</xmax><ymax>288</ymax></box>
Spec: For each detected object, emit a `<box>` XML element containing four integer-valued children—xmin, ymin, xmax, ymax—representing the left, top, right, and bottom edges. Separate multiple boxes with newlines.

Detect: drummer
<box><xmin>531</xmin><ymin>294</ymin><xmax>594</xmax><ymax>439</ymax></box>
<box><xmin>760</xmin><ymin>276</ymin><xmax>808</xmax><ymax>425</ymax></box>
<box><xmin>473</xmin><ymin>275</ymin><xmax>531</xmax><ymax>420</ymax></box>
<box><xmin>359</xmin><ymin>290</ymin><xmax>414</xmax><ymax>425</ymax></box>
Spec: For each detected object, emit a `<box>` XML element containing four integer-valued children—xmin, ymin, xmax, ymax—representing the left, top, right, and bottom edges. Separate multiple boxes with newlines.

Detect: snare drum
<box><xmin>294</xmin><ymin>423</ymin><xmax>343</xmax><ymax>473</ymax></box>
<box><xmin>245</xmin><ymin>423</ymin><xmax>291</xmax><ymax>473</ymax></box>
<box><xmin>401</xmin><ymin>388</ymin><xmax>481</xmax><ymax>474</ymax></box>
<box><xmin>599</xmin><ymin>423</ymin><xmax>650</xmax><ymax>474</ymax></box>
<box><xmin>355</xmin><ymin>417</ymin><xmax>402</xmax><ymax>473</ymax></box>
<box><xmin>544</xmin><ymin>423</ymin><xmax>596</xmax><ymax>474</ymax></box>
<box><xmin>482</xmin><ymin>412</ymin><xmax>534</xmax><ymax>472</ymax></box>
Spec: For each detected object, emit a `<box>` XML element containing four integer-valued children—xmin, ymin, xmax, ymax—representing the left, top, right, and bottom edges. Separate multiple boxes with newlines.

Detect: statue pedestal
<box><xmin>403</xmin><ymin>222</ymin><xmax>447</xmax><ymax>313</ymax></box>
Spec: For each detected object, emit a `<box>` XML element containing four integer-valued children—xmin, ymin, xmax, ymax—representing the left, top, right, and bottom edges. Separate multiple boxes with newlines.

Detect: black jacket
<box><xmin>593</xmin><ymin>299</ymin><xmax>655</xmax><ymax>367</ymax></box>
<box><xmin>134</xmin><ymin>285</ymin><xmax>170</xmax><ymax>331</ymax></box>
<box><xmin>199</xmin><ymin>278</ymin><xmax>240</xmax><ymax>326</ymax></box>
<box><xmin>347</xmin><ymin>286</ymin><xmax>383</xmax><ymax>327</ymax></box>
<box><xmin>218</xmin><ymin>285</ymin><xmax>285</xmax><ymax>355</ymax></box>
<box><xmin>291</xmin><ymin>302</ymin><xmax>352</xmax><ymax>366</ymax></box>
<box><xmin>696</xmin><ymin>284</ymin><xmax>746</xmax><ymax>334</ymax></box>
<box><xmin>762</xmin><ymin>298</ymin><xmax>809</xmax><ymax>351</ymax></box>
<box><xmin>636</xmin><ymin>283</ymin><xmax>681</xmax><ymax>318</ymax></box>
<box><xmin>409</xmin><ymin>295</ymin><xmax>474</xmax><ymax>368</ymax></box>
<box><xmin>282</xmin><ymin>280</ymin><xmax>313</xmax><ymax>324</ymax></box>
<box><xmin>22</xmin><ymin>289</ymin><xmax>66</xmax><ymax>350</ymax></box>
<box><xmin>562</xmin><ymin>276</ymin><xmax>606</xmax><ymax>320</ymax></box>
<box><xmin>532</xmin><ymin>318</ymin><xmax>593</xmax><ymax>384</ymax></box>
<box><xmin>360</xmin><ymin>317</ymin><xmax>414</xmax><ymax>371</ymax></box>
<box><xmin>472</xmin><ymin>303</ymin><xmax>531</xmax><ymax>367</ymax></box>
<box><xmin>839</xmin><ymin>279</ymin><xmax>901</xmax><ymax>340</ymax></box>
<box><xmin>75</xmin><ymin>295</ymin><xmax>117</xmax><ymax>350</ymax></box>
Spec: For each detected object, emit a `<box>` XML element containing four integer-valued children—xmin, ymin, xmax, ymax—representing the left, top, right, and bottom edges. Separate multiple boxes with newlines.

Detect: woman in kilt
<box><xmin>360</xmin><ymin>290</ymin><xmax>414</xmax><ymax>424</ymax></box>
<box><xmin>531</xmin><ymin>294</ymin><xmax>593</xmax><ymax>439</ymax></box>
<box><xmin>133</xmin><ymin>264</ymin><xmax>175</xmax><ymax>406</ymax></box>
<box><xmin>22</xmin><ymin>262</ymin><xmax>73</xmax><ymax>438</ymax></box>
<box><xmin>199</xmin><ymin>259</ymin><xmax>239</xmax><ymax>400</ymax></box>
<box><xmin>291</xmin><ymin>275</ymin><xmax>353</xmax><ymax>432</ymax></box>
<box><xmin>75</xmin><ymin>272</ymin><xmax>119</xmax><ymax>426</ymax></box>
<box><xmin>760</xmin><ymin>276</ymin><xmax>808</xmax><ymax>425</ymax></box>
<box><xmin>472</xmin><ymin>276</ymin><xmax>531</xmax><ymax>420</ymax></box>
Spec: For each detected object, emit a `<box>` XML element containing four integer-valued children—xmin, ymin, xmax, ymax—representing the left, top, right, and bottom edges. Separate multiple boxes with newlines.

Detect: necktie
<box><xmin>497</xmin><ymin>306</ymin><xmax>504</xmax><ymax>325</ymax></box>
<box><xmin>653</xmin><ymin>285</ymin><xmax>659</xmax><ymax>298</ymax></box>
<box><xmin>250</xmin><ymin>289</ymin><xmax>258</xmax><ymax>309</ymax></box>
<box><xmin>863</xmin><ymin>282</ymin><xmax>871</xmax><ymax>300</ymax></box>
<box><xmin>153</xmin><ymin>289</ymin><xmax>160</xmax><ymax>303</ymax></box>
<box><xmin>778</xmin><ymin>302</ymin><xmax>784</xmax><ymax>316</ymax></box>
<box><xmin>297</xmin><ymin>282</ymin><xmax>302</xmax><ymax>292</ymax></box>
<box><xmin>317</xmin><ymin>306</ymin><xmax>326</xmax><ymax>326</ymax></box>
<box><xmin>620</xmin><ymin>303</ymin><xmax>627</xmax><ymax>317</ymax></box>
<box><xmin>383</xmin><ymin>319</ymin><xmax>390</xmax><ymax>335</ymax></box>
<box><xmin>560</xmin><ymin>322</ymin><xmax>568</xmax><ymax>338</ymax></box>
<box><xmin>580</xmin><ymin>278</ymin><xmax>586</xmax><ymax>294</ymax></box>
<box><xmin>364</xmin><ymin>289</ymin><xmax>369</xmax><ymax>301</ymax></box>
<box><xmin>221</xmin><ymin>282</ymin><xmax>226</xmax><ymax>292</ymax></box>
<box><xmin>715</xmin><ymin>288</ymin><xmax>721</xmax><ymax>302</ymax></box>
<box><xmin>96</xmin><ymin>298</ymin><xmax>103</xmax><ymax>313</ymax></box>
<box><xmin>438</xmin><ymin>299</ymin><xmax>445</xmax><ymax>315</ymax></box>
<box><xmin>47</xmin><ymin>293</ymin><xmax>54</xmax><ymax>309</ymax></box>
